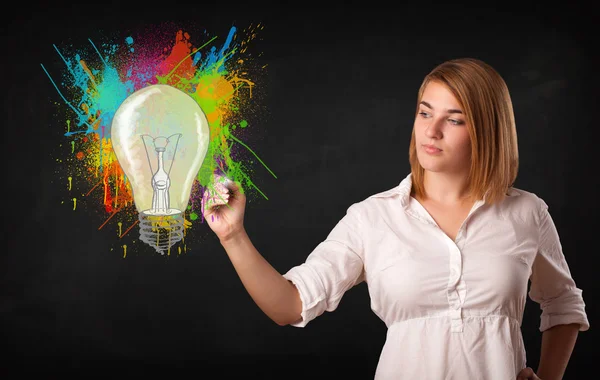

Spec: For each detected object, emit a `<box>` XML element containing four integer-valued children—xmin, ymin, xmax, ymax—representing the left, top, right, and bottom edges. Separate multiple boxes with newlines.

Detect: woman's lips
<box><xmin>423</xmin><ymin>144</ymin><xmax>442</xmax><ymax>154</ymax></box>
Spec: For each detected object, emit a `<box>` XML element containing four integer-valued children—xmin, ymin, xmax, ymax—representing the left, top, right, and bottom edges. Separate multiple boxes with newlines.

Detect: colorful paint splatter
<box><xmin>42</xmin><ymin>23</ymin><xmax>276</xmax><ymax>256</ymax></box>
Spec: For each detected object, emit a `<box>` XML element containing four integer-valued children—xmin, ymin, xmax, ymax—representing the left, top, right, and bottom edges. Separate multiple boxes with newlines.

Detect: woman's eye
<box><xmin>418</xmin><ymin>111</ymin><xmax>430</xmax><ymax>117</ymax></box>
<box><xmin>449</xmin><ymin>119</ymin><xmax>464</xmax><ymax>125</ymax></box>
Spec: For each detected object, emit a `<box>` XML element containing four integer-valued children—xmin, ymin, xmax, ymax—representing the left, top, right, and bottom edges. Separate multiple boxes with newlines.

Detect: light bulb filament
<box><xmin>152</xmin><ymin>147</ymin><xmax>170</xmax><ymax>213</ymax></box>
<box><xmin>141</xmin><ymin>133</ymin><xmax>182</xmax><ymax>215</ymax></box>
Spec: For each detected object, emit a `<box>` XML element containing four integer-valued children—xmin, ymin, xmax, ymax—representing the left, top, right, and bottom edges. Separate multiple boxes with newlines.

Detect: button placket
<box><xmin>447</xmin><ymin>239</ymin><xmax>464</xmax><ymax>333</ymax></box>
<box><xmin>410</xmin><ymin>195</ymin><xmax>481</xmax><ymax>334</ymax></box>
<box><xmin>450</xmin><ymin>308</ymin><xmax>463</xmax><ymax>333</ymax></box>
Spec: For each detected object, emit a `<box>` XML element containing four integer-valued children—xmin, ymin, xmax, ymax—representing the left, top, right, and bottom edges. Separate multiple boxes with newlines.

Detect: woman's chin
<box><xmin>418</xmin><ymin>159</ymin><xmax>445</xmax><ymax>173</ymax></box>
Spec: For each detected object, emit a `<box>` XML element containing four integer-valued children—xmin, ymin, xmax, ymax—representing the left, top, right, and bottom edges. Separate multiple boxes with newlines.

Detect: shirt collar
<box><xmin>371</xmin><ymin>172</ymin><xmax>521</xmax><ymax>207</ymax></box>
<box><xmin>368</xmin><ymin>172</ymin><xmax>413</xmax><ymax>208</ymax></box>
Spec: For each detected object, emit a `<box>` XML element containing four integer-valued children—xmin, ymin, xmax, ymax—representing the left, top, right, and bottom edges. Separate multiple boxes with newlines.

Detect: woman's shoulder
<box><xmin>340</xmin><ymin>182</ymin><xmax>408</xmax><ymax>227</ymax></box>
<box><xmin>500</xmin><ymin>186</ymin><xmax>548</xmax><ymax>223</ymax></box>
<box><xmin>344</xmin><ymin>186</ymin><xmax>402</xmax><ymax>214</ymax></box>
<box><xmin>505</xmin><ymin>186</ymin><xmax>546</xmax><ymax>207</ymax></box>
<box><xmin>364</xmin><ymin>174</ymin><xmax>412</xmax><ymax>203</ymax></box>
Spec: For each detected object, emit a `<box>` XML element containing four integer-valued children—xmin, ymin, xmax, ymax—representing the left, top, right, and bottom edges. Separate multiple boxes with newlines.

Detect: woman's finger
<box><xmin>516</xmin><ymin>366</ymin><xmax>535</xmax><ymax>379</ymax></box>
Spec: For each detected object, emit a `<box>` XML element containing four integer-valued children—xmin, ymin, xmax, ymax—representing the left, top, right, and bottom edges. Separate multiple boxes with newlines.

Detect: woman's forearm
<box><xmin>220</xmin><ymin>229</ymin><xmax>302</xmax><ymax>326</ymax></box>
<box><xmin>536</xmin><ymin>323</ymin><xmax>580</xmax><ymax>380</ymax></box>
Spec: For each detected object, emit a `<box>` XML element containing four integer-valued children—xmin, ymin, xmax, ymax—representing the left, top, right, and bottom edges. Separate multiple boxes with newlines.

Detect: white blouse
<box><xmin>282</xmin><ymin>173</ymin><xmax>590</xmax><ymax>379</ymax></box>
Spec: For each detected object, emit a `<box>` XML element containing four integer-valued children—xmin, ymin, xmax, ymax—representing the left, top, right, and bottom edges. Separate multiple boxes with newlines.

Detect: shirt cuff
<box><xmin>538</xmin><ymin>287</ymin><xmax>590</xmax><ymax>332</ymax></box>
<box><xmin>282</xmin><ymin>265</ymin><xmax>326</xmax><ymax>328</ymax></box>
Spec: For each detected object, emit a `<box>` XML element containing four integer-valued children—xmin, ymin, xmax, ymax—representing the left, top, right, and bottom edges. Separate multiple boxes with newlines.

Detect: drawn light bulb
<box><xmin>111</xmin><ymin>84</ymin><xmax>210</xmax><ymax>254</ymax></box>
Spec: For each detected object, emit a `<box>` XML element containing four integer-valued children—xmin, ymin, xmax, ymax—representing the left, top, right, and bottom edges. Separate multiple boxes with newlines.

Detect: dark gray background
<box><xmin>2</xmin><ymin>3</ymin><xmax>597</xmax><ymax>378</ymax></box>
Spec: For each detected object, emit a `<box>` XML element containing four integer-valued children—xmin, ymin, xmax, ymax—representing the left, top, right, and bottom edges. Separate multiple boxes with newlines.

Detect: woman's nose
<box><xmin>425</xmin><ymin>119</ymin><xmax>443</xmax><ymax>138</ymax></box>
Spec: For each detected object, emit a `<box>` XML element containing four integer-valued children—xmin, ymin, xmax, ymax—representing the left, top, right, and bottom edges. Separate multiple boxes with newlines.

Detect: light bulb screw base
<box><xmin>138</xmin><ymin>210</ymin><xmax>184</xmax><ymax>255</ymax></box>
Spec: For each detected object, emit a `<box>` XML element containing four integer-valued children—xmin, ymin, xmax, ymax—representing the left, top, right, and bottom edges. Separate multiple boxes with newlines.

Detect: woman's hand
<box><xmin>202</xmin><ymin>173</ymin><xmax>247</xmax><ymax>242</ymax></box>
<box><xmin>517</xmin><ymin>367</ymin><xmax>542</xmax><ymax>380</ymax></box>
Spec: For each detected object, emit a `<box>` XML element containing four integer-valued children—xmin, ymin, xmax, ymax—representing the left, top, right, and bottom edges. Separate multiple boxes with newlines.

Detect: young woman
<box><xmin>201</xmin><ymin>58</ymin><xmax>590</xmax><ymax>379</ymax></box>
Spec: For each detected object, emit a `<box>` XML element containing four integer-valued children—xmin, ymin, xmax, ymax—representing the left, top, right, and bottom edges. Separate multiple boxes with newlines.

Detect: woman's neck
<box><xmin>418</xmin><ymin>171</ymin><xmax>474</xmax><ymax>206</ymax></box>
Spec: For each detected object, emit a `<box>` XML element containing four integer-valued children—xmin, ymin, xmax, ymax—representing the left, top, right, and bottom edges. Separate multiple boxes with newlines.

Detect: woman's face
<box><xmin>413</xmin><ymin>81</ymin><xmax>472</xmax><ymax>175</ymax></box>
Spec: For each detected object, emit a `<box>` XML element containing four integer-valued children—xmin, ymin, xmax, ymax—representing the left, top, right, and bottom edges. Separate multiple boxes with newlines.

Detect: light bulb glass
<box><xmin>111</xmin><ymin>84</ymin><xmax>210</xmax><ymax>254</ymax></box>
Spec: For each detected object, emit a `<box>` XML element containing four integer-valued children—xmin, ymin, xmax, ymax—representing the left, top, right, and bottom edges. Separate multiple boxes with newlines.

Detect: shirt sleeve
<box><xmin>528</xmin><ymin>198</ymin><xmax>590</xmax><ymax>332</ymax></box>
<box><xmin>282</xmin><ymin>203</ymin><xmax>366</xmax><ymax>328</ymax></box>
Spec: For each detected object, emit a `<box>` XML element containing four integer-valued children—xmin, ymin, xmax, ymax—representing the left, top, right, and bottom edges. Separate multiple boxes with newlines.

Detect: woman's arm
<box><xmin>202</xmin><ymin>176</ymin><xmax>302</xmax><ymax>326</ymax></box>
<box><xmin>536</xmin><ymin>323</ymin><xmax>580</xmax><ymax>380</ymax></box>
<box><xmin>527</xmin><ymin>199</ymin><xmax>590</xmax><ymax>379</ymax></box>
<box><xmin>221</xmin><ymin>229</ymin><xmax>303</xmax><ymax>326</ymax></box>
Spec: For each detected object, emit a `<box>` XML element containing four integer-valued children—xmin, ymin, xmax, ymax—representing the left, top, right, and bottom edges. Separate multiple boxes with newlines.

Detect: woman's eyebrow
<box><xmin>420</xmin><ymin>100</ymin><xmax>463</xmax><ymax>114</ymax></box>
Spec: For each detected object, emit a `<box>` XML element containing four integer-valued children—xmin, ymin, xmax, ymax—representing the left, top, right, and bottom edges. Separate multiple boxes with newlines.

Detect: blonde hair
<box><xmin>408</xmin><ymin>58</ymin><xmax>519</xmax><ymax>205</ymax></box>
